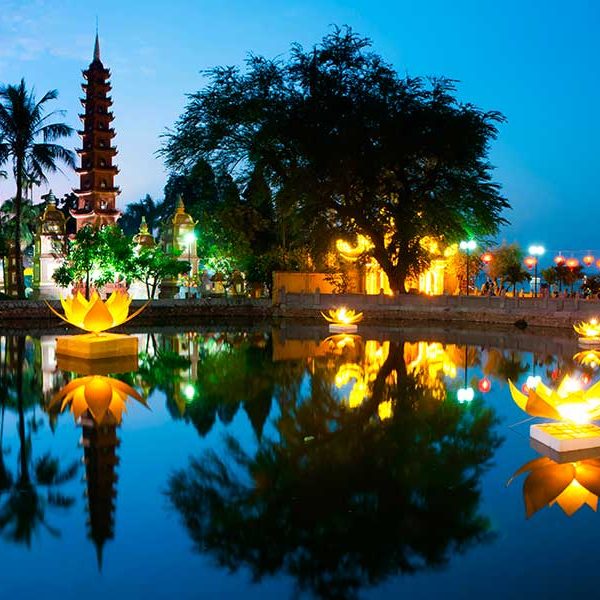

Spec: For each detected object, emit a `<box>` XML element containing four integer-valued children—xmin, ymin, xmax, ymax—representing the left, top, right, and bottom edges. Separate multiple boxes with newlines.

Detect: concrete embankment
<box><xmin>0</xmin><ymin>293</ymin><xmax>596</xmax><ymax>334</ymax></box>
<box><xmin>275</xmin><ymin>291</ymin><xmax>600</xmax><ymax>330</ymax></box>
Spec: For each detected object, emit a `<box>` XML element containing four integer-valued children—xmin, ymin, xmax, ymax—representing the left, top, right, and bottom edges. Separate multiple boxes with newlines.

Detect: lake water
<box><xmin>0</xmin><ymin>325</ymin><xmax>596</xmax><ymax>599</ymax></box>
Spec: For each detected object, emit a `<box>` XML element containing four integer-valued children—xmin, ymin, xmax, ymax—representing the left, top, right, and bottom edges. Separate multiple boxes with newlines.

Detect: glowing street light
<box><xmin>528</xmin><ymin>244</ymin><xmax>545</xmax><ymax>297</ymax></box>
<box><xmin>459</xmin><ymin>240</ymin><xmax>477</xmax><ymax>296</ymax></box>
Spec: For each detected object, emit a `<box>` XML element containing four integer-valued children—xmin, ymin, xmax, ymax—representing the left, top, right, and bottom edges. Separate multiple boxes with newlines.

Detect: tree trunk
<box><xmin>85</xmin><ymin>268</ymin><xmax>90</xmax><ymax>301</ymax></box>
<box><xmin>14</xmin><ymin>161</ymin><xmax>25</xmax><ymax>299</ymax></box>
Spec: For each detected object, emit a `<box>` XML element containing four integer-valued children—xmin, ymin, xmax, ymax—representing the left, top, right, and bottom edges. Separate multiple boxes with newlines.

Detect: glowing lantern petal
<box><xmin>82</xmin><ymin>296</ymin><xmax>115</xmax><ymax>333</ymax></box>
<box><xmin>553</xmin><ymin>480</ymin><xmax>594</xmax><ymax>516</ymax></box>
<box><xmin>523</xmin><ymin>461</ymin><xmax>574</xmax><ymax>518</ymax></box>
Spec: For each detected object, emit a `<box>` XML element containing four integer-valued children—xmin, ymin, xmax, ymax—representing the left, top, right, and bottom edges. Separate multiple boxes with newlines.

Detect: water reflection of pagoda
<box><xmin>50</xmin><ymin>370</ymin><xmax>145</xmax><ymax>569</ymax></box>
<box><xmin>81</xmin><ymin>415</ymin><xmax>119</xmax><ymax>568</ymax></box>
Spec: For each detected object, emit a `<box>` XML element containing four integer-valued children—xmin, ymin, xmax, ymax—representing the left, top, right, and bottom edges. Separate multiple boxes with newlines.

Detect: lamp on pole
<box><xmin>459</xmin><ymin>240</ymin><xmax>477</xmax><ymax>296</ymax></box>
<box><xmin>528</xmin><ymin>245</ymin><xmax>545</xmax><ymax>298</ymax></box>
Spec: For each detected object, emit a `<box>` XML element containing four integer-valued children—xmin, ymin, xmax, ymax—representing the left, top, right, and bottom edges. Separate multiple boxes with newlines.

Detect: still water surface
<box><xmin>0</xmin><ymin>326</ymin><xmax>596</xmax><ymax>599</ymax></box>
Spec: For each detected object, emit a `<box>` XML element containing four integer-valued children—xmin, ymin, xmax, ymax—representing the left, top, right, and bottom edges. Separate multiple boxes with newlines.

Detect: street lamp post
<box><xmin>528</xmin><ymin>245</ymin><xmax>545</xmax><ymax>298</ymax></box>
<box><xmin>459</xmin><ymin>240</ymin><xmax>477</xmax><ymax>296</ymax></box>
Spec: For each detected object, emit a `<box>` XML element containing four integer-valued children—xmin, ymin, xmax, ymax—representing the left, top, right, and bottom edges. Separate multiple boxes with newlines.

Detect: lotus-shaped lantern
<box><xmin>508</xmin><ymin>456</ymin><xmax>600</xmax><ymax>518</ymax></box>
<box><xmin>49</xmin><ymin>375</ymin><xmax>147</xmax><ymax>425</ymax></box>
<box><xmin>509</xmin><ymin>376</ymin><xmax>600</xmax><ymax>452</ymax></box>
<box><xmin>321</xmin><ymin>307</ymin><xmax>364</xmax><ymax>333</ymax></box>
<box><xmin>574</xmin><ymin>318</ymin><xmax>600</xmax><ymax>346</ymax></box>
<box><xmin>47</xmin><ymin>290</ymin><xmax>148</xmax><ymax>334</ymax></box>
<box><xmin>509</xmin><ymin>376</ymin><xmax>600</xmax><ymax>424</ymax></box>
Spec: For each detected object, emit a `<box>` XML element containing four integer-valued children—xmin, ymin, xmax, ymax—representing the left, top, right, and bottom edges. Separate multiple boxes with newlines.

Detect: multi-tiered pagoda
<box><xmin>73</xmin><ymin>34</ymin><xmax>120</xmax><ymax>229</ymax></box>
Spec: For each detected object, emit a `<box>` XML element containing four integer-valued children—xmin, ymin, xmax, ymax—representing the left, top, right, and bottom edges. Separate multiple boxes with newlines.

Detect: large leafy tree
<box><xmin>0</xmin><ymin>79</ymin><xmax>75</xmax><ymax>298</ymax></box>
<box><xmin>161</xmin><ymin>27</ymin><xmax>509</xmax><ymax>293</ymax></box>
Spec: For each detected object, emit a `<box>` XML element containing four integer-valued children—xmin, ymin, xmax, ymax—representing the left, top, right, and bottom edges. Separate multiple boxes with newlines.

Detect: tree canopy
<box><xmin>161</xmin><ymin>27</ymin><xmax>509</xmax><ymax>292</ymax></box>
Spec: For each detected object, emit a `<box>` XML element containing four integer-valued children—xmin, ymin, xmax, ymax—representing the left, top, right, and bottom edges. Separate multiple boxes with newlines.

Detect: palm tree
<box><xmin>0</xmin><ymin>79</ymin><xmax>75</xmax><ymax>298</ymax></box>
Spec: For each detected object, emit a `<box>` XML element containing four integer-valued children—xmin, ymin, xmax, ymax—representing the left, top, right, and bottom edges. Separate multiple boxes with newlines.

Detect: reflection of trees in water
<box><xmin>484</xmin><ymin>349</ymin><xmax>529</xmax><ymax>383</ymax></box>
<box><xmin>0</xmin><ymin>336</ymin><xmax>78</xmax><ymax>546</ymax></box>
<box><xmin>168</xmin><ymin>341</ymin><xmax>502</xmax><ymax>599</ymax></box>
<box><xmin>181</xmin><ymin>334</ymin><xmax>304</xmax><ymax>439</ymax></box>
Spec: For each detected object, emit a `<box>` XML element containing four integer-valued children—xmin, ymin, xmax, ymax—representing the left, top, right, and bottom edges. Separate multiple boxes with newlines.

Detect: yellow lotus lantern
<box><xmin>509</xmin><ymin>376</ymin><xmax>600</xmax><ymax>452</ymax></box>
<box><xmin>48</xmin><ymin>291</ymin><xmax>148</xmax><ymax>360</ymax></box>
<box><xmin>48</xmin><ymin>291</ymin><xmax>147</xmax><ymax>333</ymax></box>
<box><xmin>574</xmin><ymin>318</ymin><xmax>600</xmax><ymax>346</ymax></box>
<box><xmin>508</xmin><ymin>456</ymin><xmax>600</xmax><ymax>518</ymax></box>
<box><xmin>321</xmin><ymin>307</ymin><xmax>364</xmax><ymax>333</ymax></box>
<box><xmin>49</xmin><ymin>375</ymin><xmax>147</xmax><ymax>425</ymax></box>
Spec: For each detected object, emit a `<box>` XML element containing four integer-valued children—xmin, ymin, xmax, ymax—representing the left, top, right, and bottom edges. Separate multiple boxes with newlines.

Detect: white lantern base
<box><xmin>328</xmin><ymin>324</ymin><xmax>358</xmax><ymax>333</ymax></box>
<box><xmin>530</xmin><ymin>422</ymin><xmax>600</xmax><ymax>453</ymax></box>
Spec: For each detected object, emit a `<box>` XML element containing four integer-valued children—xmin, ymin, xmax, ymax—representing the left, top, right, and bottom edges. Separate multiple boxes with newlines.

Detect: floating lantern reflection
<box><xmin>49</xmin><ymin>375</ymin><xmax>147</xmax><ymax>425</ymax></box>
<box><xmin>574</xmin><ymin>350</ymin><xmax>600</xmax><ymax>370</ymax></box>
<box><xmin>508</xmin><ymin>456</ymin><xmax>600</xmax><ymax>518</ymax></box>
<box><xmin>574</xmin><ymin>318</ymin><xmax>600</xmax><ymax>347</ymax></box>
<box><xmin>321</xmin><ymin>307</ymin><xmax>364</xmax><ymax>333</ymax></box>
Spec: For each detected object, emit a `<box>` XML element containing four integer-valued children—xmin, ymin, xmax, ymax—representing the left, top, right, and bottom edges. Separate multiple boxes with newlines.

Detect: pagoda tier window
<box><xmin>99</xmin><ymin>158</ymin><xmax>106</xmax><ymax>167</ymax></box>
<box><xmin>100</xmin><ymin>180</ymin><xmax>107</xmax><ymax>188</ymax></box>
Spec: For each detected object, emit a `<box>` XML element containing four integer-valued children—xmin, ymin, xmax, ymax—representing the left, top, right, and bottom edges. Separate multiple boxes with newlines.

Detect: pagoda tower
<box><xmin>73</xmin><ymin>33</ymin><xmax>120</xmax><ymax>229</ymax></box>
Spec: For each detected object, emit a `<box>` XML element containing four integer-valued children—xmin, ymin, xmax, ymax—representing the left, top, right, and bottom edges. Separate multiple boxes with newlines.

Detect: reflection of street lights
<box><xmin>528</xmin><ymin>245</ymin><xmax>545</xmax><ymax>297</ymax></box>
<box><xmin>459</xmin><ymin>240</ymin><xmax>477</xmax><ymax>296</ymax></box>
<box><xmin>457</xmin><ymin>344</ymin><xmax>474</xmax><ymax>403</ymax></box>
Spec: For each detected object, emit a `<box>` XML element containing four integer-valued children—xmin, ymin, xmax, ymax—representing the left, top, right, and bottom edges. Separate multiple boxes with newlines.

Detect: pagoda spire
<box><xmin>94</xmin><ymin>31</ymin><xmax>100</xmax><ymax>62</ymax></box>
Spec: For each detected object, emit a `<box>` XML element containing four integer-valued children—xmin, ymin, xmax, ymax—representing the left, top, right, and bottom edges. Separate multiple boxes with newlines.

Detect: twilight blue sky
<box><xmin>1</xmin><ymin>0</ymin><xmax>599</xmax><ymax>261</ymax></box>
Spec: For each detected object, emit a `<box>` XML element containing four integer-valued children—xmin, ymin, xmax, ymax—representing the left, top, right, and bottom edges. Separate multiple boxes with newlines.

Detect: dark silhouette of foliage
<box><xmin>161</xmin><ymin>27</ymin><xmax>509</xmax><ymax>293</ymax></box>
<box><xmin>167</xmin><ymin>340</ymin><xmax>501</xmax><ymax>599</ymax></box>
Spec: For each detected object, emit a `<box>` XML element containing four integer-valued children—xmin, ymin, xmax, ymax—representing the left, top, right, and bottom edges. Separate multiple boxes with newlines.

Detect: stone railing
<box><xmin>273</xmin><ymin>288</ymin><xmax>600</xmax><ymax>328</ymax></box>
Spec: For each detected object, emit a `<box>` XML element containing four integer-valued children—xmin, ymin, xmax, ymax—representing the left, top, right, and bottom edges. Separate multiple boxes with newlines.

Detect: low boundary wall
<box><xmin>274</xmin><ymin>290</ymin><xmax>599</xmax><ymax>329</ymax></box>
